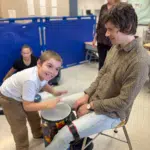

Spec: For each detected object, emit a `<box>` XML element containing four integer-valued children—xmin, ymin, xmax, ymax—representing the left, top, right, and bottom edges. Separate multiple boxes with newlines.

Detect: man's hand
<box><xmin>92</xmin><ymin>34</ymin><xmax>97</xmax><ymax>48</ymax></box>
<box><xmin>76</xmin><ymin>104</ymin><xmax>90</xmax><ymax>117</ymax></box>
<box><xmin>53</xmin><ymin>90</ymin><xmax>68</xmax><ymax>96</ymax></box>
<box><xmin>73</xmin><ymin>94</ymin><xmax>89</xmax><ymax>110</ymax></box>
<box><xmin>92</xmin><ymin>39</ymin><xmax>96</xmax><ymax>48</ymax></box>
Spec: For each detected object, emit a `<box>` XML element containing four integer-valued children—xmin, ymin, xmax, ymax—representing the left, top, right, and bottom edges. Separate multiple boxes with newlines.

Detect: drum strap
<box><xmin>68</xmin><ymin>123</ymin><xmax>80</xmax><ymax>141</ymax></box>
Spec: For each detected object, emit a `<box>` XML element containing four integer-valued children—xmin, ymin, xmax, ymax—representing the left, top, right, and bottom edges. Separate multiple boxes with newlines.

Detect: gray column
<box><xmin>69</xmin><ymin>0</ymin><xmax>78</xmax><ymax>16</ymax></box>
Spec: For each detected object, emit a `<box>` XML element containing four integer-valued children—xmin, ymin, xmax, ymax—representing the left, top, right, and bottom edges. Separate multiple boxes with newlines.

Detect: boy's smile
<box><xmin>38</xmin><ymin>58</ymin><xmax>62</xmax><ymax>81</ymax></box>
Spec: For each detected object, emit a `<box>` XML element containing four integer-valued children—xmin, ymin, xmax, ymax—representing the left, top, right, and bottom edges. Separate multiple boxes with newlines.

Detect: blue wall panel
<box><xmin>45</xmin><ymin>17</ymin><xmax>95</xmax><ymax>67</ymax></box>
<box><xmin>0</xmin><ymin>22</ymin><xmax>41</xmax><ymax>84</ymax></box>
<box><xmin>0</xmin><ymin>16</ymin><xmax>96</xmax><ymax>84</ymax></box>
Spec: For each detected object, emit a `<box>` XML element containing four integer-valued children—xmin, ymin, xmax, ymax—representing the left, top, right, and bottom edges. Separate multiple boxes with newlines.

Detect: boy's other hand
<box><xmin>54</xmin><ymin>90</ymin><xmax>68</xmax><ymax>96</ymax></box>
<box><xmin>45</xmin><ymin>97</ymin><xmax>61</xmax><ymax>109</ymax></box>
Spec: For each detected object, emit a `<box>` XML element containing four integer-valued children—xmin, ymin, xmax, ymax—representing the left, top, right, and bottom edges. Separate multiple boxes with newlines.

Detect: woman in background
<box><xmin>92</xmin><ymin>0</ymin><xmax>120</xmax><ymax>70</ymax></box>
<box><xmin>1</xmin><ymin>45</ymin><xmax>37</xmax><ymax>115</ymax></box>
<box><xmin>3</xmin><ymin>44</ymin><xmax>38</xmax><ymax>81</ymax></box>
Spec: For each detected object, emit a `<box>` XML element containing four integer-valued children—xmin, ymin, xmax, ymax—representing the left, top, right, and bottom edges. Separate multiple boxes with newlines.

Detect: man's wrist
<box><xmin>90</xmin><ymin>102</ymin><xmax>94</xmax><ymax>110</ymax></box>
<box><xmin>87</xmin><ymin>103</ymin><xmax>94</xmax><ymax>111</ymax></box>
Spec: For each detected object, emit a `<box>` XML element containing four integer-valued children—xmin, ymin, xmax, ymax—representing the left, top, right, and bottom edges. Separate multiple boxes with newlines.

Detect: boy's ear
<box><xmin>37</xmin><ymin>59</ymin><xmax>42</xmax><ymax>67</ymax></box>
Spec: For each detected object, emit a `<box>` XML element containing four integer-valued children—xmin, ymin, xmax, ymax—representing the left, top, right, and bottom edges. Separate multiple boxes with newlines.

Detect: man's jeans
<box><xmin>46</xmin><ymin>92</ymin><xmax>121</xmax><ymax>150</ymax></box>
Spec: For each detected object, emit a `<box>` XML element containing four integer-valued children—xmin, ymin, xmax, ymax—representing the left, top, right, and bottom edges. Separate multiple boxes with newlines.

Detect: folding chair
<box><xmin>85</xmin><ymin>42</ymin><xmax>98</xmax><ymax>63</ymax></box>
<box><xmin>82</xmin><ymin>119</ymin><xmax>133</xmax><ymax>150</ymax></box>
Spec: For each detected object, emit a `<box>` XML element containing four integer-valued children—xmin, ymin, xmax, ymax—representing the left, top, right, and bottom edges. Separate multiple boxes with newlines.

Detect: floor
<box><xmin>0</xmin><ymin>63</ymin><xmax>150</xmax><ymax>150</ymax></box>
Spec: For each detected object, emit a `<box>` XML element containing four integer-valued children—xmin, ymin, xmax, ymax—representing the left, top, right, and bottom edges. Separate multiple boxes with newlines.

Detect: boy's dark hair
<box><xmin>104</xmin><ymin>2</ymin><xmax>138</xmax><ymax>35</ymax></box>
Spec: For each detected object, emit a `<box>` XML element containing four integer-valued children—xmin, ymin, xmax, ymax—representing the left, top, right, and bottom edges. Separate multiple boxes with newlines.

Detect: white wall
<box><xmin>78</xmin><ymin>0</ymin><xmax>148</xmax><ymax>39</ymax></box>
<box><xmin>0</xmin><ymin>0</ymin><xmax>69</xmax><ymax>18</ymax></box>
<box><xmin>78</xmin><ymin>0</ymin><xmax>104</xmax><ymax>10</ymax></box>
<box><xmin>136</xmin><ymin>25</ymin><xmax>148</xmax><ymax>39</ymax></box>
<box><xmin>78</xmin><ymin>0</ymin><xmax>105</xmax><ymax>15</ymax></box>
<box><xmin>78</xmin><ymin>0</ymin><xmax>127</xmax><ymax>15</ymax></box>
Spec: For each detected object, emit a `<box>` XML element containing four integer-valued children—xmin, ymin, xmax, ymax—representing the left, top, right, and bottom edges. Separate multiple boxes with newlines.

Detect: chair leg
<box><xmin>85</xmin><ymin>50</ymin><xmax>89</xmax><ymax>61</ymax></box>
<box><xmin>123</xmin><ymin>126</ymin><xmax>133</xmax><ymax>150</ymax></box>
<box><xmin>89</xmin><ymin>52</ymin><xmax>92</xmax><ymax>63</ymax></box>
<box><xmin>82</xmin><ymin>126</ymin><xmax>133</xmax><ymax>150</ymax></box>
<box><xmin>81</xmin><ymin>137</ymin><xmax>87</xmax><ymax>150</ymax></box>
<box><xmin>114</xmin><ymin>128</ymin><xmax>118</xmax><ymax>133</ymax></box>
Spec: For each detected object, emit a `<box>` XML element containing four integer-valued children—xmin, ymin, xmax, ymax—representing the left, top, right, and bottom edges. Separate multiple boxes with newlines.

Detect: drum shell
<box><xmin>42</xmin><ymin>111</ymin><xmax>76</xmax><ymax>147</ymax></box>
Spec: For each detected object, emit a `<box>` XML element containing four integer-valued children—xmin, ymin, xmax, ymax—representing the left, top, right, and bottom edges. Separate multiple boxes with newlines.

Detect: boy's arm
<box><xmin>23</xmin><ymin>98</ymin><xmax>60</xmax><ymax>112</ymax></box>
<box><xmin>42</xmin><ymin>84</ymin><xmax>67</xmax><ymax>96</ymax></box>
<box><xmin>42</xmin><ymin>84</ymin><xmax>57</xmax><ymax>95</ymax></box>
<box><xmin>22</xmin><ymin>81</ymin><xmax>60</xmax><ymax>111</ymax></box>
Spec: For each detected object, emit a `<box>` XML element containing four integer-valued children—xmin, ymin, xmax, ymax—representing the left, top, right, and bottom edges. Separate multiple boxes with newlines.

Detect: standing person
<box><xmin>45</xmin><ymin>3</ymin><xmax>150</xmax><ymax>150</ymax></box>
<box><xmin>3</xmin><ymin>44</ymin><xmax>38</xmax><ymax>81</ymax></box>
<box><xmin>93</xmin><ymin>0</ymin><xmax>120</xmax><ymax>70</ymax></box>
<box><xmin>0</xmin><ymin>50</ymin><xmax>67</xmax><ymax>150</ymax></box>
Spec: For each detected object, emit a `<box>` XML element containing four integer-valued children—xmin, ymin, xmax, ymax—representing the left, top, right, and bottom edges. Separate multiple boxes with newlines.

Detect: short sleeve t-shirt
<box><xmin>13</xmin><ymin>55</ymin><xmax>38</xmax><ymax>72</ymax></box>
<box><xmin>0</xmin><ymin>67</ymin><xmax>48</xmax><ymax>102</ymax></box>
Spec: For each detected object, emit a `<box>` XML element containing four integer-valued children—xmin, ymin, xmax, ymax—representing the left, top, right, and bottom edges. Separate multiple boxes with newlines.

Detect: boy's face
<box><xmin>37</xmin><ymin>58</ymin><xmax>62</xmax><ymax>81</ymax></box>
<box><xmin>105</xmin><ymin>21</ymin><xmax>126</xmax><ymax>45</ymax></box>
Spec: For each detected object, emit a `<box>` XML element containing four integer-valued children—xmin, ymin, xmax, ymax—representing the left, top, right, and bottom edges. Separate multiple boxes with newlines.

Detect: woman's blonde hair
<box><xmin>39</xmin><ymin>50</ymin><xmax>62</xmax><ymax>64</ymax></box>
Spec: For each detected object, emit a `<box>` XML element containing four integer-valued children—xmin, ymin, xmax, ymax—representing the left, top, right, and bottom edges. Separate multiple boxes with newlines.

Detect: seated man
<box><xmin>46</xmin><ymin>3</ymin><xmax>150</xmax><ymax>150</ymax></box>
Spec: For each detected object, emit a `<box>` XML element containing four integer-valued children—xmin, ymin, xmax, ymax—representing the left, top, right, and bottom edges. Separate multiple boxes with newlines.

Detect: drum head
<box><xmin>41</xmin><ymin>103</ymin><xmax>71</xmax><ymax>121</ymax></box>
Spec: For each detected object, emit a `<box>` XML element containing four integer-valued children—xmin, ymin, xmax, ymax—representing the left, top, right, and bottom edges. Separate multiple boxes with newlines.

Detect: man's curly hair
<box><xmin>104</xmin><ymin>2</ymin><xmax>138</xmax><ymax>35</ymax></box>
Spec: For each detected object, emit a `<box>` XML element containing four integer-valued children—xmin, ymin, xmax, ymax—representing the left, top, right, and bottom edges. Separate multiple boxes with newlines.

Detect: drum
<box><xmin>41</xmin><ymin>103</ymin><xmax>76</xmax><ymax>147</ymax></box>
<box><xmin>34</xmin><ymin>94</ymin><xmax>41</xmax><ymax>103</ymax></box>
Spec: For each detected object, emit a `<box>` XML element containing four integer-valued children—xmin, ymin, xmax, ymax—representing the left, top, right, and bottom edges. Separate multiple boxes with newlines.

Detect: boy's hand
<box><xmin>53</xmin><ymin>90</ymin><xmax>68</xmax><ymax>96</ymax></box>
<box><xmin>44</xmin><ymin>97</ymin><xmax>60</xmax><ymax>109</ymax></box>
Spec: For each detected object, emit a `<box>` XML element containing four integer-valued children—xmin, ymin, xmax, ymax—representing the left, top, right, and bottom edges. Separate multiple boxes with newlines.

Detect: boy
<box><xmin>0</xmin><ymin>50</ymin><xmax>67</xmax><ymax>150</ymax></box>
